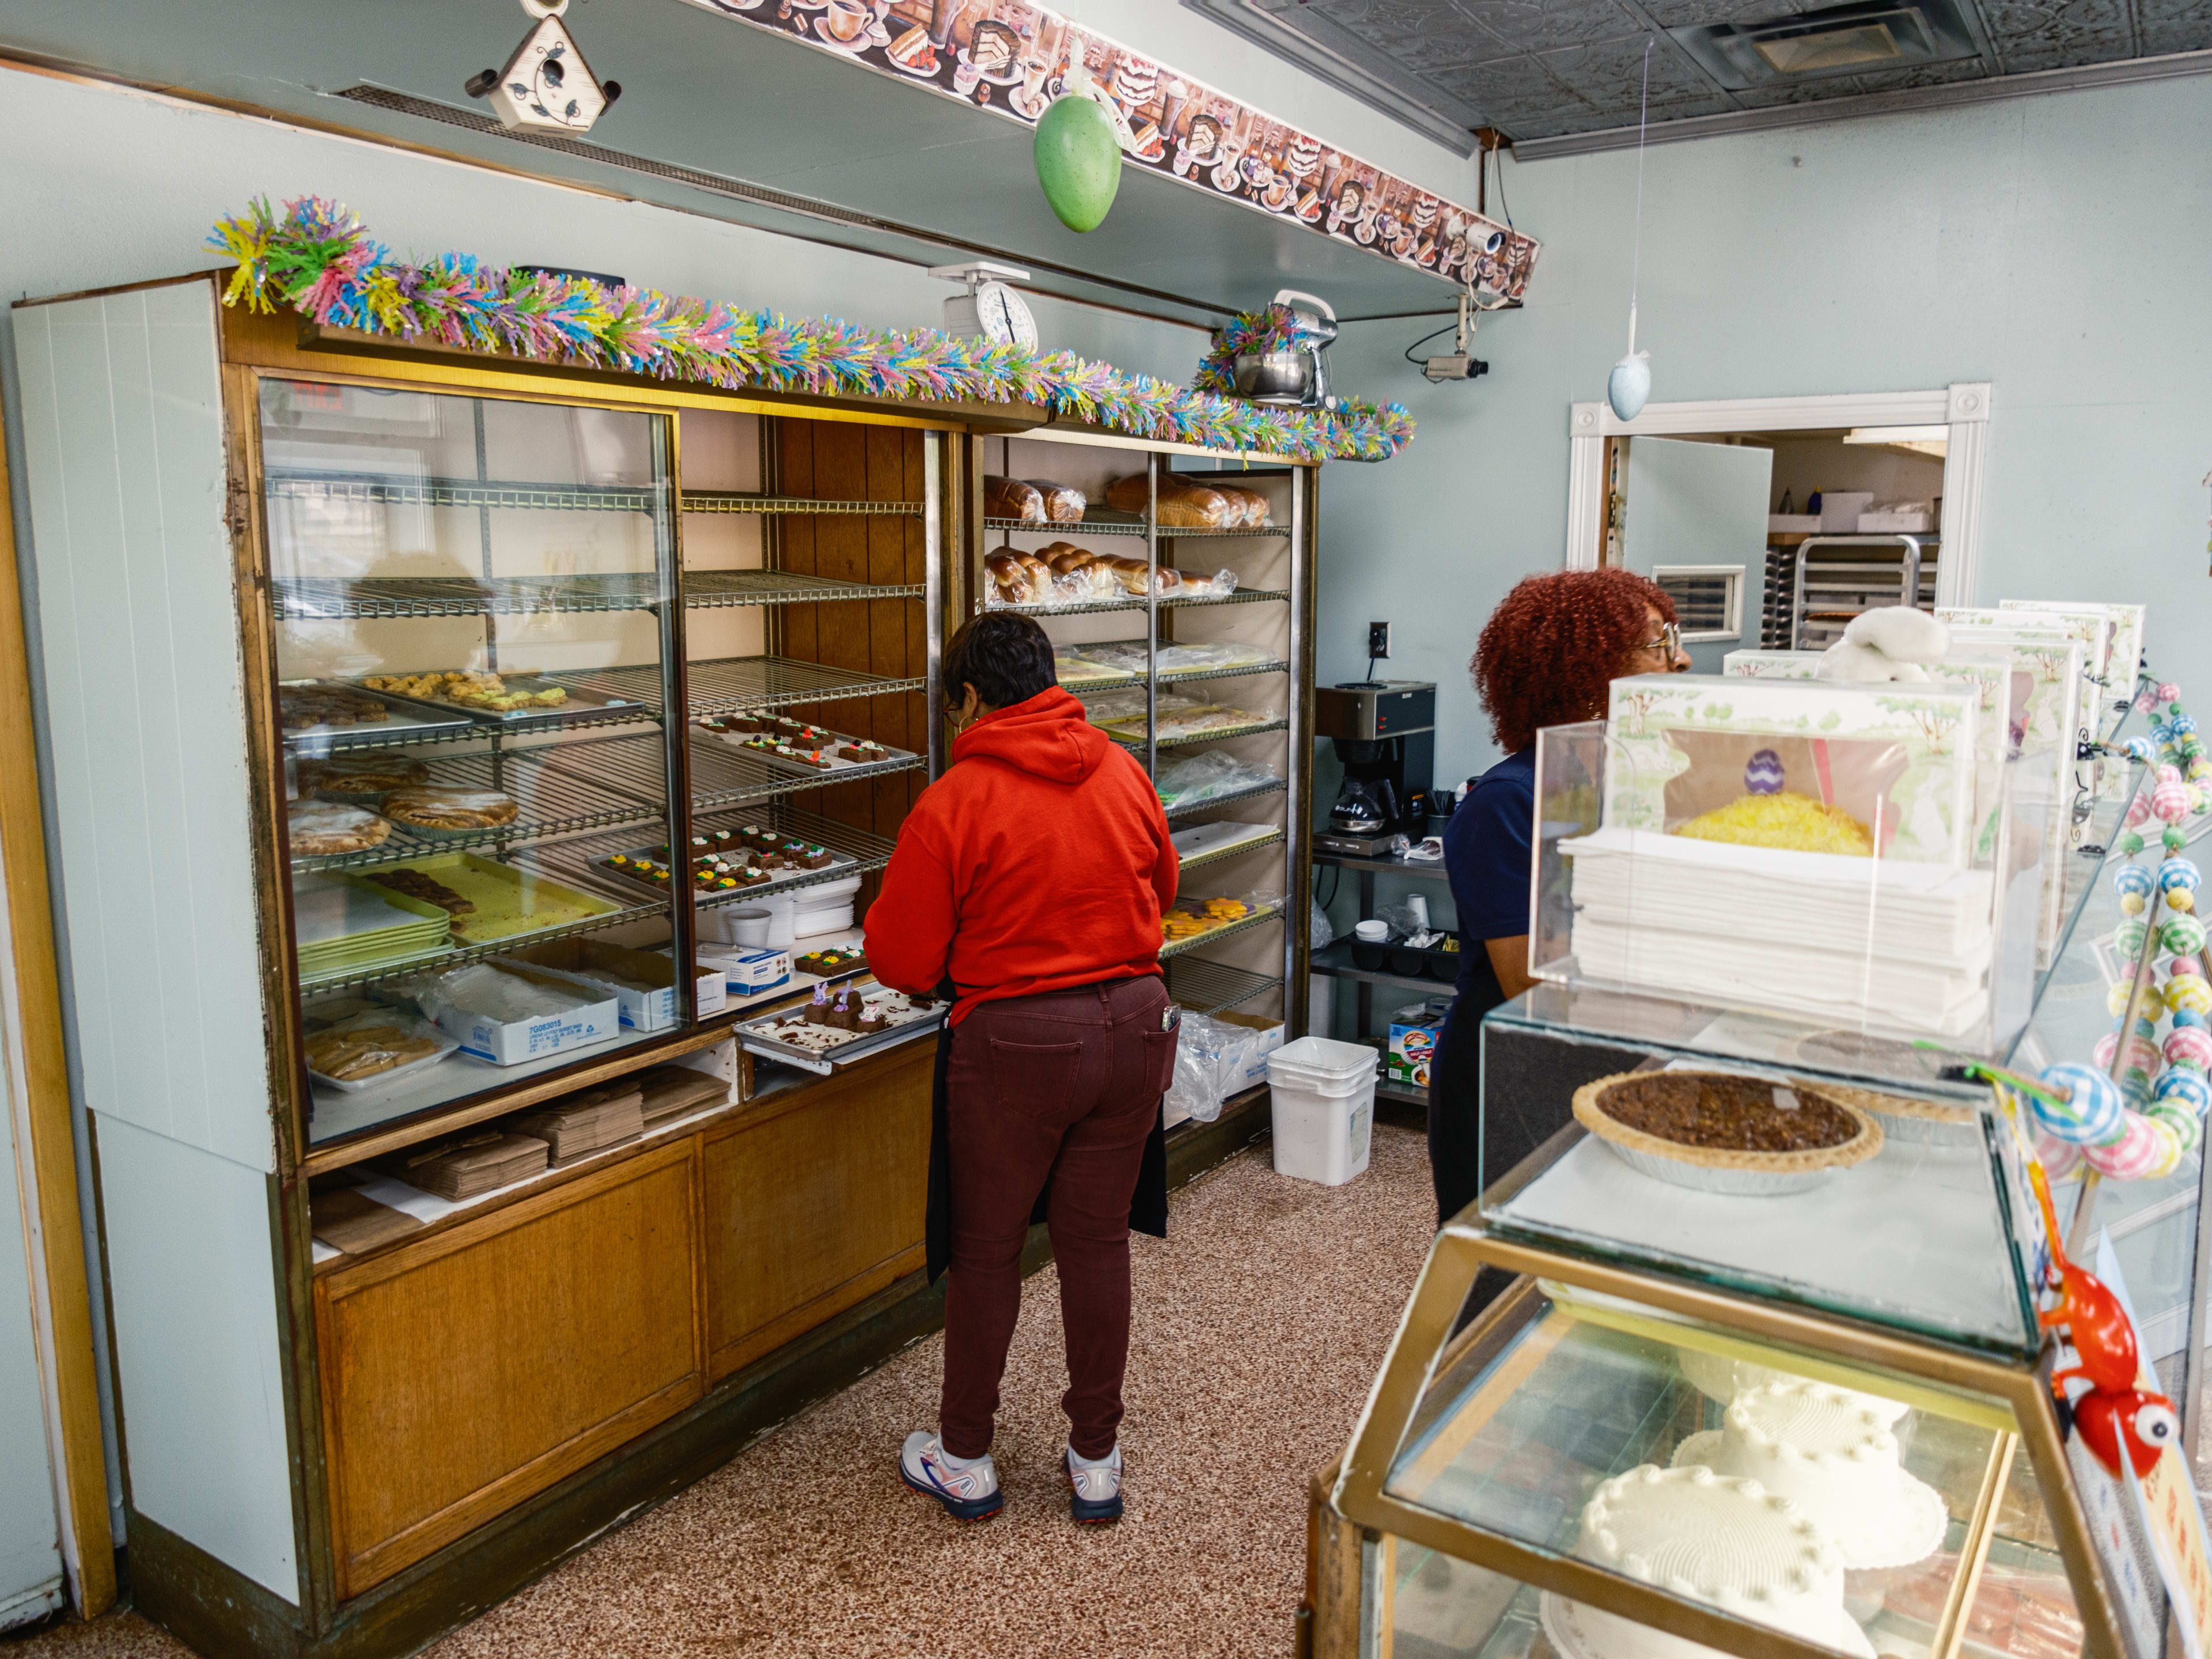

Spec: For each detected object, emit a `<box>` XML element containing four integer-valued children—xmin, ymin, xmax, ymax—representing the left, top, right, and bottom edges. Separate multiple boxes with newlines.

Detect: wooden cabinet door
<box><xmin>316</xmin><ymin>1142</ymin><xmax>702</xmax><ymax>1598</ymax></box>
<box><xmin>703</xmin><ymin>1041</ymin><xmax>931</xmax><ymax>1380</ymax></box>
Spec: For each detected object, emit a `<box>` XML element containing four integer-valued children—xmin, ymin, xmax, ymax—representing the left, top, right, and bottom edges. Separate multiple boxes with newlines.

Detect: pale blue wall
<box><xmin>1321</xmin><ymin>73</ymin><xmax>2212</xmax><ymax>793</ymax></box>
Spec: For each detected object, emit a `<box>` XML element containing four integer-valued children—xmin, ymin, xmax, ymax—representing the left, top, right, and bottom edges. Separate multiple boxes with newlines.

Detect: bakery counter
<box><xmin>1478</xmin><ymin>998</ymin><xmax>2035</xmax><ymax>1359</ymax></box>
<box><xmin>1313</xmin><ymin>1251</ymin><xmax>2100</xmax><ymax>1659</ymax></box>
<box><xmin>309</xmin><ymin>1033</ymin><xmax>934</xmax><ymax>1597</ymax></box>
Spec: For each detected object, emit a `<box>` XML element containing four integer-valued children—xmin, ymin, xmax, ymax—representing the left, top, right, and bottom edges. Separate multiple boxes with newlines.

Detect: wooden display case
<box><xmin>14</xmin><ymin>273</ymin><xmax>1320</xmax><ymax>1658</ymax></box>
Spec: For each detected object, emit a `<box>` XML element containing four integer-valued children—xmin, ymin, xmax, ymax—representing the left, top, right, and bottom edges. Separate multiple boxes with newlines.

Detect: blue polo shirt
<box><xmin>1442</xmin><ymin>749</ymin><xmax>1536</xmax><ymax>1026</ymax></box>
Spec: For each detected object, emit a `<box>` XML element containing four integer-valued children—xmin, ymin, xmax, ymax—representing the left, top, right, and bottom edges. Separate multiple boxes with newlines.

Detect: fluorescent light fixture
<box><xmin>1844</xmin><ymin>424</ymin><xmax>1948</xmax><ymax>458</ymax></box>
<box><xmin>1753</xmin><ymin>21</ymin><xmax>1902</xmax><ymax>71</ymax></box>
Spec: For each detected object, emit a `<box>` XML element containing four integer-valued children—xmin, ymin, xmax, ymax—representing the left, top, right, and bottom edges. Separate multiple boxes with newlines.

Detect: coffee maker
<box><xmin>1315</xmin><ymin>680</ymin><xmax>1435</xmax><ymax>856</ymax></box>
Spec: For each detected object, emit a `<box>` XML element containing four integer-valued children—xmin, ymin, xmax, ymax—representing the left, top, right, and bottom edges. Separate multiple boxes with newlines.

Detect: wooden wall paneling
<box><xmin>809</xmin><ymin>425</ymin><xmax>875</xmax><ymax>836</ymax></box>
<box><xmin>775</xmin><ymin>419</ymin><xmax>817</xmax><ymax>666</ymax></box>
<box><xmin>865</xmin><ymin>424</ymin><xmax>911</xmax><ymax>842</ymax></box>
<box><xmin>700</xmin><ymin>1041</ymin><xmax>931</xmax><ymax>1380</ymax></box>
<box><xmin>315</xmin><ymin>1141</ymin><xmax>703</xmax><ymax>1598</ymax></box>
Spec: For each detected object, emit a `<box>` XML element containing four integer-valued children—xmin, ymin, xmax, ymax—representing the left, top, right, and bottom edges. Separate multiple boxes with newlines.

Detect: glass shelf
<box><xmin>681</xmin><ymin>569</ymin><xmax>925</xmax><ymax>608</ymax></box>
<box><xmin>683</xmin><ymin>492</ymin><xmax>921</xmax><ymax>517</ymax></box>
<box><xmin>559</xmin><ymin>656</ymin><xmax>926</xmax><ymax>718</ymax></box>
<box><xmin>1158</xmin><ymin>901</ymin><xmax>1284</xmax><ymax>961</ymax></box>
<box><xmin>291</xmin><ymin>733</ymin><xmax>667</xmax><ymax>873</ymax></box>
<box><xmin>1164</xmin><ymin>956</ymin><xmax>1283</xmax><ymax>1018</ymax></box>
<box><xmin>266</xmin><ymin>469</ymin><xmax>665</xmax><ymax>514</ymax></box>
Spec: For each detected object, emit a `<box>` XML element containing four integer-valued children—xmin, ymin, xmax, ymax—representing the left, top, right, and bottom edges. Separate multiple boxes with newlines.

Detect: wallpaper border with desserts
<box><xmin>674</xmin><ymin>0</ymin><xmax>1539</xmax><ymax>306</ymax></box>
<box><xmin>206</xmin><ymin>196</ymin><xmax>1419</xmax><ymax>460</ymax></box>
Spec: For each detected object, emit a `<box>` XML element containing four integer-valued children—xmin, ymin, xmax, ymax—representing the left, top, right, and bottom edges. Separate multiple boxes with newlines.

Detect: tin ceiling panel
<box><xmin>1185</xmin><ymin>0</ymin><xmax>2212</xmax><ymax>143</ymax></box>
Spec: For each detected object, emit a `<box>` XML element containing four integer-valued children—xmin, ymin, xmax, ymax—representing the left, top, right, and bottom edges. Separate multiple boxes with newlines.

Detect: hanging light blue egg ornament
<box><xmin>2164</xmin><ymin>914</ymin><xmax>2208</xmax><ymax>956</ymax></box>
<box><xmin>2161</xmin><ymin>858</ymin><xmax>2201</xmax><ymax>895</ymax></box>
<box><xmin>2176</xmin><ymin>715</ymin><xmax>2199</xmax><ymax>736</ymax></box>
<box><xmin>2038</xmin><ymin>1063</ymin><xmax>2127</xmax><ymax>1143</ymax></box>
<box><xmin>2176</xmin><ymin>1006</ymin><xmax>2210</xmax><ymax>1029</ymax></box>
<box><xmin>1744</xmin><ymin>749</ymin><xmax>1785</xmax><ymax>795</ymax></box>
<box><xmin>2153</xmin><ymin>722</ymin><xmax>2176</xmax><ymax>747</ymax></box>
<box><xmin>2155</xmin><ymin>1067</ymin><xmax>2212</xmax><ymax>1116</ymax></box>
<box><xmin>2126</xmin><ymin>735</ymin><xmax>2158</xmax><ymax>763</ymax></box>
<box><xmin>1032</xmin><ymin>91</ymin><xmax>1123</xmax><ymax>233</ymax></box>
<box><xmin>2116</xmin><ymin>863</ymin><xmax>2154</xmax><ymax>914</ymax></box>
<box><xmin>2150</xmin><ymin>1101</ymin><xmax>2204</xmax><ymax>1154</ymax></box>
<box><xmin>1608</xmin><ymin>351</ymin><xmax>1652</xmax><ymax>422</ymax></box>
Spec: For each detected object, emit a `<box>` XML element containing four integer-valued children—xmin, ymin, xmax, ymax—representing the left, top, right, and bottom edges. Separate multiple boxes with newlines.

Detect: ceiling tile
<box><xmin>1729</xmin><ymin>75</ymin><xmax>1870</xmax><ymax>101</ymax></box>
<box><xmin>1533</xmin><ymin>30</ymin><xmax>1724</xmax><ymax>103</ymax></box>
<box><xmin>2141</xmin><ymin>18</ymin><xmax>2212</xmax><ymax>49</ymax></box>
<box><xmin>1979</xmin><ymin>0</ymin><xmax>2135</xmax><ymax>66</ymax></box>
<box><xmin>1430</xmin><ymin>50</ymin><xmax>1581</xmax><ymax>98</ymax></box>
<box><xmin>1846</xmin><ymin>57</ymin><xmax>1993</xmax><ymax>86</ymax></box>
<box><xmin>1631</xmin><ymin>0</ymin><xmax>1810</xmax><ymax>27</ymax></box>
<box><xmin>1452</xmin><ymin>0</ymin><xmax>1650</xmax><ymax>52</ymax></box>
<box><xmin>2138</xmin><ymin>0</ymin><xmax>2212</xmax><ymax>26</ymax></box>
<box><xmin>1535</xmin><ymin>91</ymin><xmax>1740</xmax><ymax>124</ymax></box>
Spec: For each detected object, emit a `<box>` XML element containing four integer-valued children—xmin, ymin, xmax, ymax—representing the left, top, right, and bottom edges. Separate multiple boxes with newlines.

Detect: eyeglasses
<box><xmin>1639</xmin><ymin>622</ymin><xmax>1681</xmax><ymax>656</ymax></box>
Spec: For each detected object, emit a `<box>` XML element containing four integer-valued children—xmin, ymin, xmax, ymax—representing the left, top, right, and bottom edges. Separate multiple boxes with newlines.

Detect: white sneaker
<box><xmin>1066</xmin><ymin>1443</ymin><xmax>1123</xmax><ymax>1524</ymax></box>
<box><xmin>900</xmin><ymin>1431</ymin><xmax>1002</xmax><ymax>1521</ymax></box>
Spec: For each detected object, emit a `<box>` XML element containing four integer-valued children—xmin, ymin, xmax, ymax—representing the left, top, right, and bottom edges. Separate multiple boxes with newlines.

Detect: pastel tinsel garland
<box><xmin>206</xmin><ymin>197</ymin><xmax>1415</xmax><ymax>462</ymax></box>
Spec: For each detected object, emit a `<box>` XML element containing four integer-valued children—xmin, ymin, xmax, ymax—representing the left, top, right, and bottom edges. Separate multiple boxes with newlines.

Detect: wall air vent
<box><xmin>1668</xmin><ymin>0</ymin><xmax>1979</xmax><ymax>88</ymax></box>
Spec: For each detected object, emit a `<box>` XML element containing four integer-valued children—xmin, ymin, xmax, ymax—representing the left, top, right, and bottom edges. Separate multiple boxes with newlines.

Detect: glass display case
<box><xmin>258</xmin><ymin>378</ymin><xmax>939</xmax><ymax>1154</ymax></box>
<box><xmin>1304</xmin><ymin>664</ymin><xmax>2201</xmax><ymax>1659</ymax></box>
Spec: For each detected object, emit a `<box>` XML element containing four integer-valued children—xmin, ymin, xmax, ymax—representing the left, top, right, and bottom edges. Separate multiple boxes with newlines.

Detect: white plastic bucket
<box><xmin>1266</xmin><ymin>1037</ymin><xmax>1378</xmax><ymax>1186</ymax></box>
<box><xmin>1268</xmin><ymin>1077</ymin><xmax>1376</xmax><ymax>1185</ymax></box>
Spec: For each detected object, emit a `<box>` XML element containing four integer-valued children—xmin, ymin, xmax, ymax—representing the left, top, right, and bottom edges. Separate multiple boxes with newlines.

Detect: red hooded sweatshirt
<box><xmin>866</xmin><ymin>687</ymin><xmax>1178</xmax><ymax>1024</ymax></box>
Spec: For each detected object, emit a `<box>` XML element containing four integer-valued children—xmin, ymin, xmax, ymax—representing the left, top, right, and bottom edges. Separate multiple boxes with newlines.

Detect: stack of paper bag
<box><xmin>506</xmin><ymin>1083</ymin><xmax>644</xmax><ymax>1166</ymax></box>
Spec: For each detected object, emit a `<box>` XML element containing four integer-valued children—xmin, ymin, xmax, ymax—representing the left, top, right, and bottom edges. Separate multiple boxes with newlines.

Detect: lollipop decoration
<box><xmin>2044</xmin><ymin>679</ymin><xmax>2212</xmax><ymax>1245</ymax></box>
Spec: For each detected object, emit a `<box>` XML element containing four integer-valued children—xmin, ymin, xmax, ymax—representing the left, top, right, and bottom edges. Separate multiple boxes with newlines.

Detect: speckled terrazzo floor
<box><xmin>18</xmin><ymin>1124</ymin><xmax>1434</xmax><ymax>1659</ymax></box>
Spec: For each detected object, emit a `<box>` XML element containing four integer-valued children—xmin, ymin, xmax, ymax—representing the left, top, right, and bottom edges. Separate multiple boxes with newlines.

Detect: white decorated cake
<box><xmin>1672</xmin><ymin>1381</ymin><xmax>1947</xmax><ymax>1570</ymax></box>
<box><xmin>1676</xmin><ymin>1350</ymin><xmax>1911</xmax><ymax>1426</ymax></box>
<box><xmin>1541</xmin><ymin>1464</ymin><xmax>1872</xmax><ymax>1659</ymax></box>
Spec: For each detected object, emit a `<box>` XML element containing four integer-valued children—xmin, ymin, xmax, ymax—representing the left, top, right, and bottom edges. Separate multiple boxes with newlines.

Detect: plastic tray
<box><xmin>306</xmin><ymin>1025</ymin><xmax>462</xmax><ymax>1093</ymax></box>
<box><xmin>733</xmin><ymin>982</ymin><xmax>947</xmax><ymax>1069</ymax></box>
<box><xmin>595</xmin><ymin>839</ymin><xmax>857</xmax><ymax>899</ymax></box>
<box><xmin>280</xmin><ymin>679</ymin><xmax>476</xmax><ymax>749</ymax></box>
<box><xmin>698</xmin><ymin>719</ymin><xmax>919</xmax><ymax>780</ymax></box>
<box><xmin>342</xmin><ymin>852</ymin><xmax>622</xmax><ymax>949</ymax></box>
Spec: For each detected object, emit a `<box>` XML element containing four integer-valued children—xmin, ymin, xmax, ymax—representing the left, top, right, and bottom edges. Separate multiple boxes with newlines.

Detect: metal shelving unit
<box><xmin>1158</xmin><ymin>901</ymin><xmax>1286</xmax><ymax>960</ymax></box>
<box><xmin>1107</xmin><ymin>717</ymin><xmax>1290</xmax><ymax>751</ymax></box>
<box><xmin>267</xmin><ymin>471</ymin><xmax>664</xmax><ymax>514</ymax></box>
<box><xmin>986</xmin><ymin>585</ymin><xmax>1290</xmax><ymax>619</ymax></box>
<box><xmin>1175</xmin><ymin>827</ymin><xmax>1286</xmax><ymax>875</ymax></box>
<box><xmin>687</xmin><ymin>802</ymin><xmax>900</xmax><ymax>911</ymax></box>
<box><xmin>685</xmin><ymin>491</ymin><xmax>921</xmax><ymax>517</ymax></box>
<box><xmin>687</xmin><ymin>737</ymin><xmax>926</xmax><ymax>814</ymax></box>
<box><xmin>291</xmin><ymin>733</ymin><xmax>669</xmax><ymax>873</ymax></box>
<box><xmin>1162</xmin><ymin>775</ymin><xmax>1287</xmax><ymax>823</ymax></box>
<box><xmin>1165</xmin><ymin>956</ymin><xmax>1284</xmax><ymax>1018</ymax></box>
<box><xmin>558</xmin><ymin>655</ymin><xmax>926</xmax><ymax>718</ymax></box>
<box><xmin>681</xmin><ymin>569</ymin><xmax>925</xmax><ymax>608</ymax></box>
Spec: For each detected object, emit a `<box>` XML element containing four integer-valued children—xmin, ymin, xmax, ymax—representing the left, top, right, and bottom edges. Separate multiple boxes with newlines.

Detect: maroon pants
<box><xmin>940</xmin><ymin>975</ymin><xmax>1178</xmax><ymax>1461</ymax></box>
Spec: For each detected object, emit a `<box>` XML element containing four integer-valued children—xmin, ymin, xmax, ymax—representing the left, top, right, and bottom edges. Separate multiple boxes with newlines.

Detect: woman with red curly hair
<box><xmin>1429</xmin><ymin>569</ymin><xmax>1687</xmax><ymax>1230</ymax></box>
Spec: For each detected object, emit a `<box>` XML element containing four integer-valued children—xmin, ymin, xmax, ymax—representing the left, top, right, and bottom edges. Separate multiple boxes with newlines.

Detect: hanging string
<box><xmin>1626</xmin><ymin>40</ymin><xmax>1652</xmax><ymax>358</ymax></box>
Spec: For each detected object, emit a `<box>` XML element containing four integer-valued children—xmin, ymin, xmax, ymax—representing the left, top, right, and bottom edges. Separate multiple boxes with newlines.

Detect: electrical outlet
<box><xmin>1368</xmin><ymin>621</ymin><xmax>1391</xmax><ymax>660</ymax></box>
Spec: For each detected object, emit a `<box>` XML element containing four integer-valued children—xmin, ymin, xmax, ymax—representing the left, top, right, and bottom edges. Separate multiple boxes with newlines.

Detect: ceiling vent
<box><xmin>1668</xmin><ymin>0</ymin><xmax>1980</xmax><ymax>88</ymax></box>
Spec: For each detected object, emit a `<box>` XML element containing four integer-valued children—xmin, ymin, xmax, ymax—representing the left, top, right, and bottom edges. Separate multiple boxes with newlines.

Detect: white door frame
<box><xmin>1566</xmin><ymin>382</ymin><xmax>1991</xmax><ymax>608</ymax></box>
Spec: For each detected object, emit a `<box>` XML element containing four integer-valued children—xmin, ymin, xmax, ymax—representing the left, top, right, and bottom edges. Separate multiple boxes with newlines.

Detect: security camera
<box><xmin>1423</xmin><ymin>353</ymin><xmax>1488</xmax><ymax>384</ymax></box>
<box><xmin>1421</xmin><ymin>294</ymin><xmax>1487</xmax><ymax>385</ymax></box>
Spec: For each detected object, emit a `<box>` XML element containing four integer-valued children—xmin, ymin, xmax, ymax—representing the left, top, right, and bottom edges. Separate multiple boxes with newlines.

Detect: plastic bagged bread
<box><xmin>985</xmin><ymin>476</ymin><xmax>1045</xmax><ymax>523</ymax></box>
<box><xmin>1103</xmin><ymin>474</ymin><xmax>1233</xmax><ymax>528</ymax></box>
<box><xmin>1214</xmin><ymin>484</ymin><xmax>1270</xmax><ymax>528</ymax></box>
<box><xmin>1025</xmin><ymin>480</ymin><xmax>1086</xmax><ymax>522</ymax></box>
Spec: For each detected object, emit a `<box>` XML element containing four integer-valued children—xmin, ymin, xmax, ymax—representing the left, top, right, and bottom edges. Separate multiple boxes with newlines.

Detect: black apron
<box><xmin>924</xmin><ymin>1006</ymin><xmax>1170</xmax><ymax>1285</ymax></box>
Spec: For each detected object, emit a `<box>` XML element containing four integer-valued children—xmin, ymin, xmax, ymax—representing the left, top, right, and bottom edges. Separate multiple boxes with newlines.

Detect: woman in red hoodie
<box><xmin>868</xmin><ymin>612</ymin><xmax>1179</xmax><ymax>1527</ymax></box>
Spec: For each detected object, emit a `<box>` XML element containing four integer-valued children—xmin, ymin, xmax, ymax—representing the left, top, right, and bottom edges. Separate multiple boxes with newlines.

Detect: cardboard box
<box><xmin>1213</xmin><ymin>1010</ymin><xmax>1286</xmax><ymax>1099</ymax></box>
<box><xmin>1818</xmin><ymin>491</ymin><xmax>1873</xmax><ymax>532</ymax></box>
<box><xmin>435</xmin><ymin>962</ymin><xmax>622</xmax><ymax>1066</ymax></box>
<box><xmin>1767</xmin><ymin>514</ymin><xmax>1820</xmax><ymax>533</ymax></box>
<box><xmin>1387</xmin><ymin>999</ymin><xmax>1452</xmax><ymax>1087</ymax></box>
<box><xmin>708</xmin><ymin>948</ymin><xmax>792</xmax><ymax>998</ymax></box>
<box><xmin>503</xmin><ymin>940</ymin><xmax>726</xmax><ymax>1033</ymax></box>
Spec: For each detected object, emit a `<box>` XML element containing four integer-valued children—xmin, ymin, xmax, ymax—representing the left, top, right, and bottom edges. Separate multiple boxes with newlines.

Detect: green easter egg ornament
<box><xmin>1033</xmin><ymin>93</ymin><xmax>1122</xmax><ymax>233</ymax></box>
